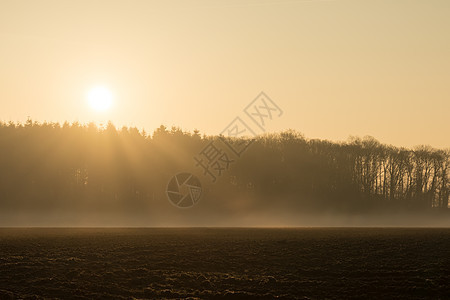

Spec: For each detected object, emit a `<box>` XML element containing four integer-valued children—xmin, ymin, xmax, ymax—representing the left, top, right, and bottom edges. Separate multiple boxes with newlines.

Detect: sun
<box><xmin>87</xmin><ymin>86</ymin><xmax>113</xmax><ymax>111</ymax></box>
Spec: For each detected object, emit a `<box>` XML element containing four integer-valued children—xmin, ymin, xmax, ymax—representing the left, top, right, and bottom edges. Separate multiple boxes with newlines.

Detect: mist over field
<box><xmin>2</xmin><ymin>210</ymin><xmax>450</xmax><ymax>228</ymax></box>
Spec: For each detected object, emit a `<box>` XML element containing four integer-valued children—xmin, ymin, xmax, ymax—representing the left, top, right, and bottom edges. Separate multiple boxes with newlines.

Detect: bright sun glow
<box><xmin>87</xmin><ymin>86</ymin><xmax>113</xmax><ymax>111</ymax></box>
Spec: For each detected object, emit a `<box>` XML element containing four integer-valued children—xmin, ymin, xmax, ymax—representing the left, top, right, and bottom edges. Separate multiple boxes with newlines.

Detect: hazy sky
<box><xmin>0</xmin><ymin>0</ymin><xmax>449</xmax><ymax>148</ymax></box>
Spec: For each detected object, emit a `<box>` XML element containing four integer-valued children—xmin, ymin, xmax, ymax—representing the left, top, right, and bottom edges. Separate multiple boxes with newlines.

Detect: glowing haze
<box><xmin>0</xmin><ymin>0</ymin><xmax>449</xmax><ymax>148</ymax></box>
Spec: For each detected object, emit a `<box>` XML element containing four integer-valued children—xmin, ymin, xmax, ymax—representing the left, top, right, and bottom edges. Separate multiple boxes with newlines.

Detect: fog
<box><xmin>1</xmin><ymin>201</ymin><xmax>449</xmax><ymax>227</ymax></box>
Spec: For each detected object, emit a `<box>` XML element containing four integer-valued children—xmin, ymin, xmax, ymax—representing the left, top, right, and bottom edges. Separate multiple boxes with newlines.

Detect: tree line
<box><xmin>0</xmin><ymin>120</ymin><xmax>448</xmax><ymax>215</ymax></box>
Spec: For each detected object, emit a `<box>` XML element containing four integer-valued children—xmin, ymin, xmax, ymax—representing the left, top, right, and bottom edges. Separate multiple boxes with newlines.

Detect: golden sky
<box><xmin>0</xmin><ymin>0</ymin><xmax>449</xmax><ymax>148</ymax></box>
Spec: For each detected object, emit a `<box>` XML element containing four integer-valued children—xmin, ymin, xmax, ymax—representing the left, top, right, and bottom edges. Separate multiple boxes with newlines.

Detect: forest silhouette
<box><xmin>0</xmin><ymin>119</ymin><xmax>448</xmax><ymax>225</ymax></box>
